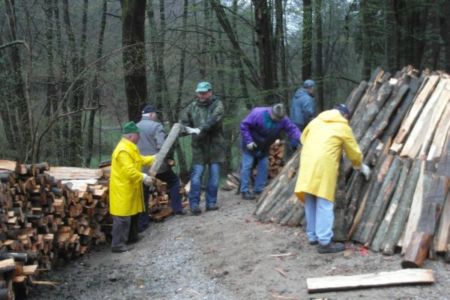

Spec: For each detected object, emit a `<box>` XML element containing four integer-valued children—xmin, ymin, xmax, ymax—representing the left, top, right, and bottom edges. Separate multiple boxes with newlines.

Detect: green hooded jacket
<box><xmin>180</xmin><ymin>96</ymin><xmax>226</xmax><ymax>164</ymax></box>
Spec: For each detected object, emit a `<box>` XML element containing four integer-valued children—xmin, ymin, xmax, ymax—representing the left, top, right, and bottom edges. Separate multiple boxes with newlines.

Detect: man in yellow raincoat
<box><xmin>295</xmin><ymin>104</ymin><xmax>371</xmax><ymax>254</ymax></box>
<box><xmin>109</xmin><ymin>121</ymin><xmax>156</xmax><ymax>253</ymax></box>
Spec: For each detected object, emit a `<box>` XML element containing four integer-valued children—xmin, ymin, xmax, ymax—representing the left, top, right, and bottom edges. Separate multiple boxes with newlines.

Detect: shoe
<box><xmin>318</xmin><ymin>242</ymin><xmax>345</xmax><ymax>254</ymax></box>
<box><xmin>206</xmin><ymin>206</ymin><xmax>219</xmax><ymax>211</ymax></box>
<box><xmin>242</xmin><ymin>192</ymin><xmax>256</xmax><ymax>200</ymax></box>
<box><xmin>127</xmin><ymin>236</ymin><xmax>141</xmax><ymax>244</ymax></box>
<box><xmin>254</xmin><ymin>191</ymin><xmax>263</xmax><ymax>195</ymax></box>
<box><xmin>175</xmin><ymin>210</ymin><xmax>186</xmax><ymax>215</ymax></box>
<box><xmin>111</xmin><ymin>245</ymin><xmax>134</xmax><ymax>253</ymax></box>
<box><xmin>191</xmin><ymin>207</ymin><xmax>202</xmax><ymax>216</ymax></box>
<box><xmin>309</xmin><ymin>240</ymin><xmax>319</xmax><ymax>245</ymax></box>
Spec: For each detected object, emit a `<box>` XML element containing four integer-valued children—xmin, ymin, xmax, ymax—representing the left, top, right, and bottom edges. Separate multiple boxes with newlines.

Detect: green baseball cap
<box><xmin>195</xmin><ymin>81</ymin><xmax>212</xmax><ymax>93</ymax></box>
<box><xmin>122</xmin><ymin>121</ymin><xmax>140</xmax><ymax>134</ymax></box>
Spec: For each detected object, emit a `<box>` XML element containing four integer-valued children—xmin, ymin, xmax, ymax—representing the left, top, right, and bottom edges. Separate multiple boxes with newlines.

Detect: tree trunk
<box><xmin>275</xmin><ymin>0</ymin><xmax>288</xmax><ymax>105</ymax></box>
<box><xmin>384</xmin><ymin>0</ymin><xmax>399</xmax><ymax>71</ymax></box>
<box><xmin>314</xmin><ymin>0</ymin><xmax>324</xmax><ymax>111</ymax></box>
<box><xmin>121</xmin><ymin>0</ymin><xmax>148</xmax><ymax>122</ymax></box>
<box><xmin>361</xmin><ymin>0</ymin><xmax>372</xmax><ymax>79</ymax></box>
<box><xmin>85</xmin><ymin>0</ymin><xmax>107</xmax><ymax>167</ymax></box>
<box><xmin>253</xmin><ymin>0</ymin><xmax>277</xmax><ymax>103</ymax></box>
<box><xmin>302</xmin><ymin>0</ymin><xmax>312</xmax><ymax>81</ymax></box>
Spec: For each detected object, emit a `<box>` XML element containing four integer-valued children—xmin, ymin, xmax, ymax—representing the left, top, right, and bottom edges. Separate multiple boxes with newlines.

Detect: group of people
<box><xmin>108</xmin><ymin>79</ymin><xmax>371</xmax><ymax>254</ymax></box>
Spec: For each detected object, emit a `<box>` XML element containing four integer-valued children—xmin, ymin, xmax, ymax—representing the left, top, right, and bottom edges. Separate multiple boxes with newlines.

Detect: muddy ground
<box><xmin>30</xmin><ymin>190</ymin><xmax>450</xmax><ymax>300</ymax></box>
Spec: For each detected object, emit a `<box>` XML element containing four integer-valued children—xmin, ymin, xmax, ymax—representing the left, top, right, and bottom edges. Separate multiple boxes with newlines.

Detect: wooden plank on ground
<box><xmin>45</xmin><ymin>167</ymin><xmax>103</xmax><ymax>180</ymax></box>
<box><xmin>306</xmin><ymin>269</ymin><xmax>434</xmax><ymax>293</ymax></box>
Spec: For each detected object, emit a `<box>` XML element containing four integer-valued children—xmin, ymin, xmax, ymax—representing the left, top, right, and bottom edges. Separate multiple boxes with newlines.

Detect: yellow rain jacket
<box><xmin>109</xmin><ymin>138</ymin><xmax>155</xmax><ymax>216</ymax></box>
<box><xmin>295</xmin><ymin>109</ymin><xmax>362</xmax><ymax>203</ymax></box>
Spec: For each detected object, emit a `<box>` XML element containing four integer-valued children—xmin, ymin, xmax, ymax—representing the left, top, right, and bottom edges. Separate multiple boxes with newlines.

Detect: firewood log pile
<box><xmin>0</xmin><ymin>161</ymin><xmax>110</xmax><ymax>298</ymax></box>
<box><xmin>221</xmin><ymin>141</ymin><xmax>286</xmax><ymax>192</ymax></box>
<box><xmin>255</xmin><ymin>66</ymin><xmax>450</xmax><ymax>267</ymax></box>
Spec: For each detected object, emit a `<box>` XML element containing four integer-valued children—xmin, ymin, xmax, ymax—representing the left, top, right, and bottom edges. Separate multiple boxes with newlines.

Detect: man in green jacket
<box><xmin>181</xmin><ymin>82</ymin><xmax>225</xmax><ymax>215</ymax></box>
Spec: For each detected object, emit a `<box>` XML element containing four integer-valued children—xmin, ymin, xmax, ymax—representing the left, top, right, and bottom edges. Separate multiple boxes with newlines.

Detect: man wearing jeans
<box><xmin>294</xmin><ymin>104</ymin><xmax>371</xmax><ymax>254</ymax></box>
<box><xmin>239</xmin><ymin>103</ymin><xmax>300</xmax><ymax>200</ymax></box>
<box><xmin>180</xmin><ymin>81</ymin><xmax>225</xmax><ymax>215</ymax></box>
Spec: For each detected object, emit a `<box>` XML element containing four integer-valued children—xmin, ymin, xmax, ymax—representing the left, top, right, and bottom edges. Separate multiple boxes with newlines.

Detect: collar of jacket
<box><xmin>196</xmin><ymin>96</ymin><xmax>215</xmax><ymax>106</ymax></box>
<box><xmin>121</xmin><ymin>137</ymin><xmax>138</xmax><ymax>149</ymax></box>
<box><xmin>141</xmin><ymin>115</ymin><xmax>152</xmax><ymax>121</ymax></box>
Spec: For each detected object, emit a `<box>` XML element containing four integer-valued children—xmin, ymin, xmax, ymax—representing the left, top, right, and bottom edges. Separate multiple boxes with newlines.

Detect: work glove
<box><xmin>360</xmin><ymin>163</ymin><xmax>371</xmax><ymax>180</ymax></box>
<box><xmin>246</xmin><ymin>142</ymin><xmax>257</xmax><ymax>151</ymax></box>
<box><xmin>185</xmin><ymin>126</ymin><xmax>201</xmax><ymax>135</ymax></box>
<box><xmin>142</xmin><ymin>173</ymin><xmax>156</xmax><ymax>186</ymax></box>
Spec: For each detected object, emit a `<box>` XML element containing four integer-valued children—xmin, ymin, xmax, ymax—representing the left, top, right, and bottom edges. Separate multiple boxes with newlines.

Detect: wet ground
<box><xmin>30</xmin><ymin>190</ymin><xmax>450</xmax><ymax>300</ymax></box>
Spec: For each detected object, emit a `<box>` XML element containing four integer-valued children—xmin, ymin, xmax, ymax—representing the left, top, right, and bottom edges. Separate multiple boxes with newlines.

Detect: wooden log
<box><xmin>433</xmin><ymin>192</ymin><xmax>450</xmax><ymax>252</ymax></box>
<box><xmin>0</xmin><ymin>259</ymin><xmax>15</xmax><ymax>274</ymax></box>
<box><xmin>402</xmin><ymin>173</ymin><xmax>448</xmax><ymax>268</ymax></box>
<box><xmin>381</xmin><ymin>159</ymin><xmax>421</xmax><ymax>255</ymax></box>
<box><xmin>381</xmin><ymin>75</ymin><xmax>423</xmax><ymax>144</ymax></box>
<box><xmin>400</xmin><ymin>163</ymin><xmax>430</xmax><ymax>252</ymax></box>
<box><xmin>371</xmin><ymin>159</ymin><xmax>411</xmax><ymax>251</ymax></box>
<box><xmin>437</xmin><ymin>131</ymin><xmax>450</xmax><ymax>178</ymax></box>
<box><xmin>45</xmin><ymin>167</ymin><xmax>103</xmax><ymax>180</ymax></box>
<box><xmin>149</xmin><ymin>123</ymin><xmax>184</xmax><ymax>176</ymax></box>
<box><xmin>306</xmin><ymin>269</ymin><xmax>434</xmax><ymax>293</ymax></box>
<box><xmin>359</xmin><ymin>83</ymin><xmax>409</xmax><ymax>154</ymax></box>
<box><xmin>401</xmin><ymin>78</ymin><xmax>450</xmax><ymax>158</ymax></box>
<box><xmin>351</xmin><ymin>154</ymin><xmax>396</xmax><ymax>243</ymax></box>
<box><xmin>347</xmin><ymin>81</ymin><xmax>368</xmax><ymax>118</ymax></box>
<box><xmin>0</xmin><ymin>161</ymin><xmax>16</xmax><ymax>172</ymax></box>
<box><xmin>353</xmin><ymin>79</ymin><xmax>394</xmax><ymax>141</ymax></box>
<box><xmin>392</xmin><ymin>74</ymin><xmax>440</xmax><ymax>146</ymax></box>
<box><xmin>357</xmin><ymin>156</ymin><xmax>403</xmax><ymax>245</ymax></box>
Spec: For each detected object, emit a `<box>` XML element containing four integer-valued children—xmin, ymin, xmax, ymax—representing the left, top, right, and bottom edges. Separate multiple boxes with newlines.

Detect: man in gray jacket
<box><xmin>137</xmin><ymin>105</ymin><xmax>185</xmax><ymax>232</ymax></box>
<box><xmin>290</xmin><ymin>79</ymin><xmax>317</xmax><ymax>131</ymax></box>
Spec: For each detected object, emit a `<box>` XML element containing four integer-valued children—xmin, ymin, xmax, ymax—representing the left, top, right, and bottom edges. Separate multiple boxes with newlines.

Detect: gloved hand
<box><xmin>360</xmin><ymin>163</ymin><xmax>371</xmax><ymax>180</ymax></box>
<box><xmin>142</xmin><ymin>173</ymin><xmax>156</xmax><ymax>186</ymax></box>
<box><xmin>246</xmin><ymin>142</ymin><xmax>257</xmax><ymax>151</ymax></box>
<box><xmin>185</xmin><ymin>126</ymin><xmax>201</xmax><ymax>135</ymax></box>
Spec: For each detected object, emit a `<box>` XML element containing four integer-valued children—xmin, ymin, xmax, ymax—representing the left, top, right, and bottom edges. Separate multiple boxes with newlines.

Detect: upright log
<box><xmin>402</xmin><ymin>173</ymin><xmax>448</xmax><ymax>268</ymax></box>
<box><xmin>382</xmin><ymin>159</ymin><xmax>421</xmax><ymax>255</ymax></box>
<box><xmin>347</xmin><ymin>81</ymin><xmax>368</xmax><ymax>118</ymax></box>
<box><xmin>149</xmin><ymin>123</ymin><xmax>184</xmax><ymax>176</ymax></box>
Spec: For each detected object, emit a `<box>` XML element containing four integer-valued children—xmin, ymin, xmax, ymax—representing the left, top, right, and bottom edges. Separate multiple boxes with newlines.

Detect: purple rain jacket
<box><xmin>240</xmin><ymin>107</ymin><xmax>301</xmax><ymax>153</ymax></box>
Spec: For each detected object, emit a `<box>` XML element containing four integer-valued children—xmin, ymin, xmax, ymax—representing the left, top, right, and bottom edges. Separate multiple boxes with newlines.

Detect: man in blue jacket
<box><xmin>240</xmin><ymin>103</ymin><xmax>300</xmax><ymax>200</ymax></box>
<box><xmin>290</xmin><ymin>79</ymin><xmax>317</xmax><ymax>131</ymax></box>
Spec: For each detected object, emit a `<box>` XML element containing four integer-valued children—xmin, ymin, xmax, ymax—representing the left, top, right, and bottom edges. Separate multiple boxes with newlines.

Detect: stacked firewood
<box><xmin>221</xmin><ymin>141</ymin><xmax>286</xmax><ymax>192</ymax></box>
<box><xmin>255</xmin><ymin>66</ymin><xmax>450</xmax><ymax>267</ymax></box>
<box><xmin>0</xmin><ymin>161</ymin><xmax>109</xmax><ymax>298</ymax></box>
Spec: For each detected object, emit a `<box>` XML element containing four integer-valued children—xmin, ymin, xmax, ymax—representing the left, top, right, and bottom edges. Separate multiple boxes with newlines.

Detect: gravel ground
<box><xmin>30</xmin><ymin>190</ymin><xmax>450</xmax><ymax>300</ymax></box>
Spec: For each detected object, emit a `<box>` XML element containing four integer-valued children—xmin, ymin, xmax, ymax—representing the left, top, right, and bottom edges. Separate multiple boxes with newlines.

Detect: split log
<box><xmin>427</xmin><ymin>107</ymin><xmax>450</xmax><ymax>162</ymax></box>
<box><xmin>358</xmin><ymin>83</ymin><xmax>409</xmax><ymax>154</ymax></box>
<box><xmin>381</xmin><ymin>159</ymin><xmax>421</xmax><ymax>255</ymax></box>
<box><xmin>392</xmin><ymin>74</ymin><xmax>440</xmax><ymax>148</ymax></box>
<box><xmin>437</xmin><ymin>131</ymin><xmax>450</xmax><ymax>178</ymax></box>
<box><xmin>306</xmin><ymin>269</ymin><xmax>434</xmax><ymax>293</ymax></box>
<box><xmin>351</xmin><ymin>153</ymin><xmax>396</xmax><ymax>243</ymax></box>
<box><xmin>371</xmin><ymin>159</ymin><xmax>411</xmax><ymax>251</ymax></box>
<box><xmin>433</xmin><ymin>192</ymin><xmax>450</xmax><ymax>253</ymax></box>
<box><xmin>400</xmin><ymin>162</ymin><xmax>430</xmax><ymax>252</ymax></box>
<box><xmin>402</xmin><ymin>173</ymin><xmax>448</xmax><ymax>268</ymax></box>
<box><xmin>401</xmin><ymin>78</ymin><xmax>450</xmax><ymax>158</ymax></box>
<box><xmin>45</xmin><ymin>167</ymin><xmax>103</xmax><ymax>180</ymax></box>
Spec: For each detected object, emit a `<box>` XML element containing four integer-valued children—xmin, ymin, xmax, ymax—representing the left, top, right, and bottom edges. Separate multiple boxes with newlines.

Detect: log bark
<box><xmin>371</xmin><ymin>159</ymin><xmax>411</xmax><ymax>251</ymax></box>
<box><xmin>149</xmin><ymin>123</ymin><xmax>184</xmax><ymax>176</ymax></box>
<box><xmin>347</xmin><ymin>81</ymin><xmax>368</xmax><ymax>118</ymax></box>
<box><xmin>382</xmin><ymin>159</ymin><xmax>421</xmax><ymax>255</ymax></box>
<box><xmin>355</xmin><ymin>156</ymin><xmax>402</xmax><ymax>245</ymax></box>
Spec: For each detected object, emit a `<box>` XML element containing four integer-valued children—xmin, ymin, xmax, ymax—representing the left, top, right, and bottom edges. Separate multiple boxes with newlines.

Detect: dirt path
<box><xmin>30</xmin><ymin>190</ymin><xmax>450</xmax><ymax>300</ymax></box>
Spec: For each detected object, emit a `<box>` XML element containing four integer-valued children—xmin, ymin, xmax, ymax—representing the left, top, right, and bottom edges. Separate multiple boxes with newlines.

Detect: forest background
<box><xmin>1</xmin><ymin>0</ymin><xmax>449</xmax><ymax>177</ymax></box>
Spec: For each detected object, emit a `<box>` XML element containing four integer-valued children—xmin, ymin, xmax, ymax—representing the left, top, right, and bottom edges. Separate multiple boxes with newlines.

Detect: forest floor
<box><xmin>30</xmin><ymin>190</ymin><xmax>450</xmax><ymax>300</ymax></box>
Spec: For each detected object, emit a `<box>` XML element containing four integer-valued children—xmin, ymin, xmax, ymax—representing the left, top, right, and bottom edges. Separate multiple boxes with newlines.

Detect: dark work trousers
<box><xmin>111</xmin><ymin>214</ymin><xmax>139</xmax><ymax>249</ymax></box>
<box><xmin>138</xmin><ymin>169</ymin><xmax>183</xmax><ymax>232</ymax></box>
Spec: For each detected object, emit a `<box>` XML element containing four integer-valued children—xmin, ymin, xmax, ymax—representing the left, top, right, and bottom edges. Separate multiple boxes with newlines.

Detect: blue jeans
<box><xmin>189</xmin><ymin>163</ymin><xmax>220</xmax><ymax>209</ymax></box>
<box><xmin>304</xmin><ymin>193</ymin><xmax>334</xmax><ymax>245</ymax></box>
<box><xmin>239</xmin><ymin>150</ymin><xmax>268</xmax><ymax>194</ymax></box>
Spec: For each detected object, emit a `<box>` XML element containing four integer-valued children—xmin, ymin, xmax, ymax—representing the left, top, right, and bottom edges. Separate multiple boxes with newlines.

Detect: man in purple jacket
<box><xmin>240</xmin><ymin>103</ymin><xmax>301</xmax><ymax>200</ymax></box>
